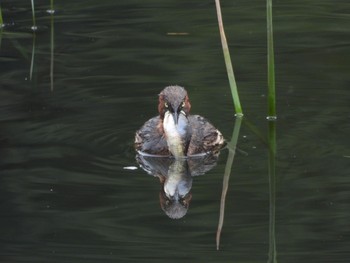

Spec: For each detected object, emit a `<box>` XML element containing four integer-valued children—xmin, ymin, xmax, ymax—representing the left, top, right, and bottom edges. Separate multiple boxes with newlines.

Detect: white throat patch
<box><xmin>163</xmin><ymin>111</ymin><xmax>188</xmax><ymax>157</ymax></box>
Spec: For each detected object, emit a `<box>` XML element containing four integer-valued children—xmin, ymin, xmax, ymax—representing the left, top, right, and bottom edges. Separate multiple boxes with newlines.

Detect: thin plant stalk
<box><xmin>50</xmin><ymin>10</ymin><xmax>54</xmax><ymax>91</ymax></box>
<box><xmin>47</xmin><ymin>0</ymin><xmax>55</xmax><ymax>14</ymax></box>
<box><xmin>31</xmin><ymin>0</ymin><xmax>37</xmax><ymax>30</ymax></box>
<box><xmin>267</xmin><ymin>0</ymin><xmax>276</xmax><ymax>118</ymax></box>
<box><xmin>214</xmin><ymin>0</ymin><xmax>243</xmax><ymax>116</ymax></box>
<box><xmin>267</xmin><ymin>120</ymin><xmax>277</xmax><ymax>263</ymax></box>
<box><xmin>216</xmin><ymin>116</ymin><xmax>243</xmax><ymax>250</ymax></box>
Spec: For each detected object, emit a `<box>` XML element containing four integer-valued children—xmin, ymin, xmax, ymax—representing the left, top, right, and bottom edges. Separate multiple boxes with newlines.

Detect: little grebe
<box><xmin>135</xmin><ymin>85</ymin><xmax>225</xmax><ymax>158</ymax></box>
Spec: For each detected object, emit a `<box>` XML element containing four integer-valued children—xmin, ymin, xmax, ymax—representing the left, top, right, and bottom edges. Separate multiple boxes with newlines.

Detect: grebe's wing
<box><xmin>187</xmin><ymin>115</ymin><xmax>225</xmax><ymax>155</ymax></box>
<box><xmin>135</xmin><ymin>116</ymin><xmax>170</xmax><ymax>155</ymax></box>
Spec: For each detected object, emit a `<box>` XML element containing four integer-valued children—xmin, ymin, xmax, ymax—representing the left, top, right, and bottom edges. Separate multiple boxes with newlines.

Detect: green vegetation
<box><xmin>216</xmin><ymin>0</ymin><xmax>278</xmax><ymax>252</ymax></box>
<box><xmin>0</xmin><ymin>3</ymin><xmax>3</xmax><ymax>27</ymax></box>
<box><xmin>267</xmin><ymin>0</ymin><xmax>276</xmax><ymax>118</ymax></box>
<box><xmin>267</xmin><ymin>0</ymin><xmax>278</xmax><ymax>249</ymax></box>
<box><xmin>214</xmin><ymin>0</ymin><xmax>243</xmax><ymax>116</ymax></box>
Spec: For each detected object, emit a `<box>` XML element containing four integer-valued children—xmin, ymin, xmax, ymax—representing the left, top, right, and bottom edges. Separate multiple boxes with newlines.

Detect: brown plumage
<box><xmin>135</xmin><ymin>85</ymin><xmax>225</xmax><ymax>157</ymax></box>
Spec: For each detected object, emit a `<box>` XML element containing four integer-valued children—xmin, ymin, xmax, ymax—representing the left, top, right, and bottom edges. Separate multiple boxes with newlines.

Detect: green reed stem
<box><xmin>31</xmin><ymin>0</ymin><xmax>37</xmax><ymax>30</ymax></box>
<box><xmin>0</xmin><ymin>4</ymin><xmax>4</xmax><ymax>27</ymax></box>
<box><xmin>267</xmin><ymin>0</ymin><xmax>276</xmax><ymax>118</ymax></box>
<box><xmin>214</xmin><ymin>0</ymin><xmax>243</xmax><ymax>116</ymax></box>
<box><xmin>216</xmin><ymin>116</ymin><xmax>243</xmax><ymax>250</ymax></box>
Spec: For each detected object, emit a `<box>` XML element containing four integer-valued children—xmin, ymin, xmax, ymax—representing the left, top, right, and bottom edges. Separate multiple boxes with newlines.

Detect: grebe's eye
<box><xmin>164</xmin><ymin>102</ymin><xmax>168</xmax><ymax>108</ymax></box>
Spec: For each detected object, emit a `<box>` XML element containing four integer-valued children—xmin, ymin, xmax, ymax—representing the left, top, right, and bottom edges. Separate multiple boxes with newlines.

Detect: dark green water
<box><xmin>0</xmin><ymin>1</ymin><xmax>349</xmax><ymax>262</ymax></box>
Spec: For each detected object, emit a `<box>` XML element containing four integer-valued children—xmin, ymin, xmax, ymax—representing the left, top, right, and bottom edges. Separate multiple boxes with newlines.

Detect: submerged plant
<box><xmin>214</xmin><ymin>0</ymin><xmax>243</xmax><ymax>116</ymax></box>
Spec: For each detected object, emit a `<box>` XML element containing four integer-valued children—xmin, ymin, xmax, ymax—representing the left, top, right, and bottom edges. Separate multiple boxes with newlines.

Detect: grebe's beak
<box><xmin>172</xmin><ymin>111</ymin><xmax>179</xmax><ymax>125</ymax></box>
<box><xmin>171</xmin><ymin>106</ymin><xmax>187</xmax><ymax>126</ymax></box>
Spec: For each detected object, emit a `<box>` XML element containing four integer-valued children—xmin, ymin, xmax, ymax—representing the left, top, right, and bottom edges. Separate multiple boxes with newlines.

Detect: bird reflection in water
<box><xmin>136</xmin><ymin>153</ymin><xmax>220</xmax><ymax>219</ymax></box>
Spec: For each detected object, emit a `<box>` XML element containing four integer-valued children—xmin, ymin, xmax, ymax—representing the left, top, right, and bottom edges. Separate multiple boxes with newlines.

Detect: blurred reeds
<box><xmin>47</xmin><ymin>0</ymin><xmax>55</xmax><ymax>14</ymax></box>
<box><xmin>214</xmin><ymin>0</ymin><xmax>243</xmax><ymax>116</ymax></box>
<box><xmin>0</xmin><ymin>3</ymin><xmax>3</xmax><ymax>49</ymax></box>
<box><xmin>49</xmin><ymin>1</ymin><xmax>55</xmax><ymax>91</ymax></box>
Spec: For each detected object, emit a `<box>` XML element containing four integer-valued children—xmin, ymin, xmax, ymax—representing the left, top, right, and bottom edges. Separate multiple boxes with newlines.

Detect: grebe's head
<box><xmin>158</xmin><ymin>85</ymin><xmax>191</xmax><ymax>124</ymax></box>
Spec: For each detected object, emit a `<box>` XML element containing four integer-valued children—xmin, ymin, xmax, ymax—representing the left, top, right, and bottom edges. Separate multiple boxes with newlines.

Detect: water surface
<box><xmin>0</xmin><ymin>0</ymin><xmax>349</xmax><ymax>262</ymax></box>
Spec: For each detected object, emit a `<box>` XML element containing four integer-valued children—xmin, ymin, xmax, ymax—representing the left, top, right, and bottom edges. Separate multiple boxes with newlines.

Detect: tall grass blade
<box><xmin>267</xmin><ymin>121</ymin><xmax>277</xmax><ymax>263</ymax></box>
<box><xmin>0</xmin><ymin>3</ymin><xmax>4</xmax><ymax>27</ymax></box>
<box><xmin>267</xmin><ymin>0</ymin><xmax>276</xmax><ymax>118</ymax></box>
<box><xmin>31</xmin><ymin>0</ymin><xmax>37</xmax><ymax>31</ymax></box>
<box><xmin>214</xmin><ymin>0</ymin><xmax>243</xmax><ymax>116</ymax></box>
<box><xmin>216</xmin><ymin>116</ymin><xmax>243</xmax><ymax>250</ymax></box>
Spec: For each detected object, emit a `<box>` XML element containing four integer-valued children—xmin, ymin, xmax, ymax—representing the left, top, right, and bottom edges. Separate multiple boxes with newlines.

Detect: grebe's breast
<box><xmin>134</xmin><ymin>115</ymin><xmax>225</xmax><ymax>156</ymax></box>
